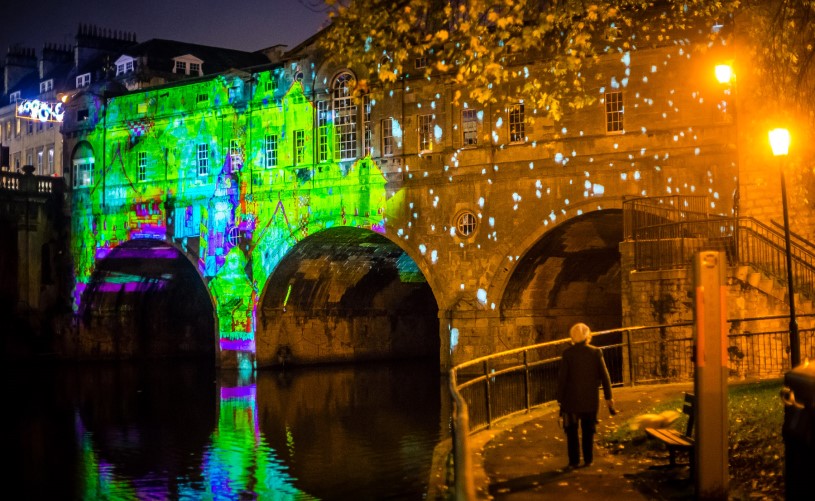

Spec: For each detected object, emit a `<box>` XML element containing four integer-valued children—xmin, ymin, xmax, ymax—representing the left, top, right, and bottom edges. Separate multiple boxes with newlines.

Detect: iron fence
<box><xmin>447</xmin><ymin>318</ymin><xmax>815</xmax><ymax>499</ymax></box>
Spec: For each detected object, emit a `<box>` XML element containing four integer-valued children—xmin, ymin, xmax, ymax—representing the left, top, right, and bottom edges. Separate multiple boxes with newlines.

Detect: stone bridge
<box><xmin>61</xmin><ymin>44</ymin><xmax>742</xmax><ymax>370</ymax></box>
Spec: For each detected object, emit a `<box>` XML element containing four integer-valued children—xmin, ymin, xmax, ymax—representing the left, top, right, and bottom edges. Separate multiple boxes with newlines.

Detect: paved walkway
<box><xmin>468</xmin><ymin>383</ymin><xmax>695</xmax><ymax>500</ymax></box>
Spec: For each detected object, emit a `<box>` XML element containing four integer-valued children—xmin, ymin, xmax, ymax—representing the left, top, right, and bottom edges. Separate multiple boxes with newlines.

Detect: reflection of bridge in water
<box><xmin>57</xmin><ymin>42</ymin><xmax>742</xmax><ymax>370</ymax></box>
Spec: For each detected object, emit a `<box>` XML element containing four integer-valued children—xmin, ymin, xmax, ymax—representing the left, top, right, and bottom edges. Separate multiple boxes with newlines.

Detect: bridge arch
<box><xmin>493</xmin><ymin>204</ymin><xmax>624</xmax><ymax>346</ymax></box>
<box><xmin>77</xmin><ymin>238</ymin><xmax>216</xmax><ymax>361</ymax></box>
<box><xmin>256</xmin><ymin>226</ymin><xmax>440</xmax><ymax>367</ymax></box>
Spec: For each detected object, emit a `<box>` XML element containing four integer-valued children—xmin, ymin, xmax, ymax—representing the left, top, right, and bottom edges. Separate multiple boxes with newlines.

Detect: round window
<box><xmin>456</xmin><ymin>211</ymin><xmax>477</xmax><ymax>238</ymax></box>
<box><xmin>227</xmin><ymin>226</ymin><xmax>241</xmax><ymax>247</ymax></box>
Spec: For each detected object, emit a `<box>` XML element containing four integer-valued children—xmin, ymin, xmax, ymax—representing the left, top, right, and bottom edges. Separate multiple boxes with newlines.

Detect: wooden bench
<box><xmin>645</xmin><ymin>393</ymin><xmax>695</xmax><ymax>468</ymax></box>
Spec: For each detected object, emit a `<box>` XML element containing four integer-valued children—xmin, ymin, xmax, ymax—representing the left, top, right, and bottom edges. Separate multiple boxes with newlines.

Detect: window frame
<box><xmin>418</xmin><ymin>114</ymin><xmax>434</xmax><ymax>153</ymax></box>
<box><xmin>197</xmin><ymin>143</ymin><xmax>209</xmax><ymax>176</ymax></box>
<box><xmin>381</xmin><ymin>117</ymin><xmax>394</xmax><ymax>157</ymax></box>
<box><xmin>39</xmin><ymin>79</ymin><xmax>53</xmax><ymax>93</ymax></box>
<box><xmin>317</xmin><ymin>100</ymin><xmax>330</xmax><ymax>163</ymax></box>
<box><xmin>138</xmin><ymin>151</ymin><xmax>147</xmax><ymax>182</ymax></box>
<box><xmin>229</xmin><ymin>139</ymin><xmax>241</xmax><ymax>167</ymax></box>
<box><xmin>265</xmin><ymin>133</ymin><xmax>278</xmax><ymax>168</ymax></box>
<box><xmin>294</xmin><ymin>129</ymin><xmax>306</xmax><ymax>165</ymax></box>
<box><xmin>73</xmin><ymin>158</ymin><xmax>94</xmax><ymax>188</ymax></box>
<box><xmin>332</xmin><ymin>72</ymin><xmax>357</xmax><ymax>161</ymax></box>
<box><xmin>508</xmin><ymin>103</ymin><xmax>525</xmax><ymax>144</ymax></box>
<box><xmin>605</xmin><ymin>91</ymin><xmax>624</xmax><ymax>134</ymax></box>
<box><xmin>76</xmin><ymin>73</ymin><xmax>91</xmax><ymax>88</ymax></box>
<box><xmin>462</xmin><ymin>109</ymin><xmax>479</xmax><ymax>146</ymax></box>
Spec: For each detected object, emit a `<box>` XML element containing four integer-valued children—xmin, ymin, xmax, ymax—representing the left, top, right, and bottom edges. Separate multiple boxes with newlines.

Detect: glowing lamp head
<box><xmin>715</xmin><ymin>64</ymin><xmax>733</xmax><ymax>84</ymax></box>
<box><xmin>768</xmin><ymin>128</ymin><xmax>791</xmax><ymax>157</ymax></box>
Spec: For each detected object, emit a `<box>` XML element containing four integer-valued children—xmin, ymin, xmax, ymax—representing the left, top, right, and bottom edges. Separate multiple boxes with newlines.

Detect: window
<box><xmin>47</xmin><ymin>147</ymin><xmax>54</xmax><ymax>175</ymax></box>
<box><xmin>509</xmin><ymin>104</ymin><xmax>525</xmax><ymax>143</ymax></box>
<box><xmin>76</xmin><ymin>73</ymin><xmax>91</xmax><ymax>88</ymax></box>
<box><xmin>265</xmin><ymin>77</ymin><xmax>275</xmax><ymax>92</ymax></box>
<box><xmin>196</xmin><ymin>93</ymin><xmax>208</xmax><ymax>104</ymax></box>
<box><xmin>37</xmin><ymin>121</ymin><xmax>43</xmax><ymax>133</ymax></box>
<box><xmin>197</xmin><ymin>143</ymin><xmax>209</xmax><ymax>176</ymax></box>
<box><xmin>73</xmin><ymin>159</ymin><xmax>93</xmax><ymax>187</ymax></box>
<box><xmin>229</xmin><ymin>139</ymin><xmax>241</xmax><ymax>167</ymax></box>
<box><xmin>456</xmin><ymin>211</ymin><xmax>477</xmax><ymax>237</ymax></box>
<box><xmin>13</xmin><ymin>153</ymin><xmax>21</xmax><ymax>171</ymax></box>
<box><xmin>37</xmin><ymin>149</ymin><xmax>43</xmax><ymax>174</ymax></box>
<box><xmin>116</xmin><ymin>59</ymin><xmax>135</xmax><ymax>76</ymax></box>
<box><xmin>175</xmin><ymin>60</ymin><xmax>187</xmax><ymax>73</ymax></box>
<box><xmin>189</xmin><ymin>62</ymin><xmax>201</xmax><ymax>74</ymax></box>
<box><xmin>363</xmin><ymin>94</ymin><xmax>372</xmax><ymax>156</ymax></box>
<box><xmin>77</xmin><ymin>108</ymin><xmax>89</xmax><ymax>121</ymax></box>
<box><xmin>26</xmin><ymin>149</ymin><xmax>33</xmax><ymax>166</ymax></box>
<box><xmin>317</xmin><ymin>100</ymin><xmax>330</xmax><ymax>162</ymax></box>
<box><xmin>415</xmin><ymin>56</ymin><xmax>427</xmax><ymax>69</ymax></box>
<box><xmin>15</xmin><ymin>118</ymin><xmax>20</xmax><ymax>137</ymax></box>
<box><xmin>294</xmin><ymin>129</ymin><xmax>305</xmax><ymax>165</ymax></box>
<box><xmin>418</xmin><ymin>114</ymin><xmax>433</xmax><ymax>152</ymax></box>
<box><xmin>333</xmin><ymin>72</ymin><xmax>357</xmax><ymax>161</ymax></box>
<box><xmin>9</xmin><ymin>91</ymin><xmax>20</xmax><ymax>102</ymax></box>
<box><xmin>40</xmin><ymin>79</ymin><xmax>53</xmax><ymax>93</ymax></box>
<box><xmin>381</xmin><ymin>118</ymin><xmax>394</xmax><ymax>156</ymax></box>
<box><xmin>462</xmin><ymin>109</ymin><xmax>479</xmax><ymax>146</ymax></box>
<box><xmin>605</xmin><ymin>91</ymin><xmax>624</xmax><ymax>133</ymax></box>
<box><xmin>265</xmin><ymin>133</ymin><xmax>278</xmax><ymax>168</ymax></box>
<box><xmin>138</xmin><ymin>151</ymin><xmax>147</xmax><ymax>182</ymax></box>
<box><xmin>27</xmin><ymin>121</ymin><xmax>33</xmax><ymax>135</ymax></box>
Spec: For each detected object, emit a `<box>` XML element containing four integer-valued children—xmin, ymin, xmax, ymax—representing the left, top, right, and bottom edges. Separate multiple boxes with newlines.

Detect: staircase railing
<box><xmin>624</xmin><ymin>196</ymin><xmax>815</xmax><ymax>302</ymax></box>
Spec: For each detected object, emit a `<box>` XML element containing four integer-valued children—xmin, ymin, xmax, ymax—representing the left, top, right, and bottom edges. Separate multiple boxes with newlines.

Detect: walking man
<box><xmin>556</xmin><ymin>322</ymin><xmax>615</xmax><ymax>468</ymax></box>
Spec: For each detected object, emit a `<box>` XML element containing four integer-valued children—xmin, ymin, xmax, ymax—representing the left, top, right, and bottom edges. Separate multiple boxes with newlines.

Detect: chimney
<box><xmin>40</xmin><ymin>43</ymin><xmax>72</xmax><ymax>78</ymax></box>
<box><xmin>4</xmin><ymin>45</ymin><xmax>37</xmax><ymax>95</ymax></box>
<box><xmin>74</xmin><ymin>23</ymin><xmax>138</xmax><ymax>69</ymax></box>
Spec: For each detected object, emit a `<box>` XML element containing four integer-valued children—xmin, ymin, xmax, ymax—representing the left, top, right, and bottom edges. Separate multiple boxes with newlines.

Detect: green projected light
<box><xmin>72</xmin><ymin>70</ymin><xmax>389</xmax><ymax>354</ymax></box>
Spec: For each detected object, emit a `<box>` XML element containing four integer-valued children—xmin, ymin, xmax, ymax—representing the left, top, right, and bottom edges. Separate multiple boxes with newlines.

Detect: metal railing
<box><xmin>447</xmin><ymin>318</ymin><xmax>815</xmax><ymax>499</ymax></box>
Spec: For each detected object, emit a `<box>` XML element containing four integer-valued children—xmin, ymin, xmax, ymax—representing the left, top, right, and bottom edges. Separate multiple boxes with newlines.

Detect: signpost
<box><xmin>693</xmin><ymin>250</ymin><xmax>729</xmax><ymax>499</ymax></box>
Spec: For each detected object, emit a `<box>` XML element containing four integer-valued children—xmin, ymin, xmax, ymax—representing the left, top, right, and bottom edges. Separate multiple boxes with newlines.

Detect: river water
<box><xmin>7</xmin><ymin>358</ymin><xmax>449</xmax><ymax>500</ymax></box>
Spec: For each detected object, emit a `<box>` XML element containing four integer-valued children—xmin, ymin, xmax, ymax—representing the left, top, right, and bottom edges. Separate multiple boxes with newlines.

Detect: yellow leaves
<box><xmin>436</xmin><ymin>30</ymin><xmax>449</xmax><ymax>43</ymax></box>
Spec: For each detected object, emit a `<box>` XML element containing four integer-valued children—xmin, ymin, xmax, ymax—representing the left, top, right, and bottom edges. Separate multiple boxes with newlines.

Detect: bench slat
<box><xmin>645</xmin><ymin>428</ymin><xmax>694</xmax><ymax>448</ymax></box>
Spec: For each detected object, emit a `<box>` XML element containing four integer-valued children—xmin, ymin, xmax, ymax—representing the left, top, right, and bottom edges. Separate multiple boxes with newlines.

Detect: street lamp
<box><xmin>768</xmin><ymin>127</ymin><xmax>800</xmax><ymax>367</ymax></box>
<box><xmin>715</xmin><ymin>63</ymin><xmax>739</xmax><ymax>260</ymax></box>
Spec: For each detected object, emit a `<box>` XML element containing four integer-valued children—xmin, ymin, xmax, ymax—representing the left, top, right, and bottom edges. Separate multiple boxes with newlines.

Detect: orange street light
<box><xmin>715</xmin><ymin>64</ymin><xmax>734</xmax><ymax>84</ymax></box>
<box><xmin>769</xmin><ymin>127</ymin><xmax>800</xmax><ymax>367</ymax></box>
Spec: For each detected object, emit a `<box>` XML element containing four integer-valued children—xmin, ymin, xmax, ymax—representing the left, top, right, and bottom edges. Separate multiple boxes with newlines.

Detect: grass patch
<box><xmin>602</xmin><ymin>379</ymin><xmax>784</xmax><ymax>499</ymax></box>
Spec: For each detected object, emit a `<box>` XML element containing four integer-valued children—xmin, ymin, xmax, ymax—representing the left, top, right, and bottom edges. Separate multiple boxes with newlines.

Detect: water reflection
<box><xmin>9</xmin><ymin>360</ymin><xmax>447</xmax><ymax>500</ymax></box>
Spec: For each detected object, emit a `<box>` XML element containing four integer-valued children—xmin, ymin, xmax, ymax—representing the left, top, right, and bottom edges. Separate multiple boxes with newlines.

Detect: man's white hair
<box><xmin>569</xmin><ymin>323</ymin><xmax>592</xmax><ymax>344</ymax></box>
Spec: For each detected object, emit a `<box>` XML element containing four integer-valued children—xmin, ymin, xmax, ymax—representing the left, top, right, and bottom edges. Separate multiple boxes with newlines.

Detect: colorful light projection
<box><xmin>74</xmin><ymin>386</ymin><xmax>310</xmax><ymax>499</ymax></box>
<box><xmin>71</xmin><ymin>69</ymin><xmax>389</xmax><ymax>355</ymax></box>
<box><xmin>16</xmin><ymin>98</ymin><xmax>65</xmax><ymax>122</ymax></box>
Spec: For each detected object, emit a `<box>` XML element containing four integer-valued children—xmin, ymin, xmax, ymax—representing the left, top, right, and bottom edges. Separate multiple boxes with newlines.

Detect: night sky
<box><xmin>1</xmin><ymin>0</ymin><xmax>329</xmax><ymax>59</ymax></box>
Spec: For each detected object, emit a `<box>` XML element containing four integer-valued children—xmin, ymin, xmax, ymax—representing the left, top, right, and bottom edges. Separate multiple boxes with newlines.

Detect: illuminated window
<box><xmin>197</xmin><ymin>143</ymin><xmax>209</xmax><ymax>176</ymax></box>
<box><xmin>462</xmin><ymin>109</ymin><xmax>479</xmax><ymax>146</ymax></box>
<box><xmin>456</xmin><ymin>211</ymin><xmax>477</xmax><ymax>238</ymax></box>
<box><xmin>294</xmin><ymin>129</ymin><xmax>306</xmax><ymax>165</ymax></box>
<box><xmin>37</xmin><ymin>149</ymin><xmax>43</xmax><ymax>174</ymax></box>
<box><xmin>265</xmin><ymin>133</ymin><xmax>278</xmax><ymax>168</ymax></box>
<box><xmin>175</xmin><ymin>60</ymin><xmax>187</xmax><ymax>73</ymax></box>
<box><xmin>76</xmin><ymin>73</ymin><xmax>91</xmax><ymax>88</ymax></box>
<box><xmin>333</xmin><ymin>72</ymin><xmax>357</xmax><ymax>161</ymax></box>
<box><xmin>605</xmin><ymin>91</ymin><xmax>624</xmax><ymax>133</ymax></box>
<box><xmin>47</xmin><ymin>147</ymin><xmax>54</xmax><ymax>175</ymax></box>
<box><xmin>39</xmin><ymin>79</ymin><xmax>53</xmax><ymax>93</ymax></box>
<box><xmin>381</xmin><ymin>118</ymin><xmax>394</xmax><ymax>156</ymax></box>
<box><xmin>509</xmin><ymin>104</ymin><xmax>525</xmax><ymax>143</ymax></box>
<box><xmin>229</xmin><ymin>139</ymin><xmax>241</xmax><ymax>167</ymax></box>
<box><xmin>73</xmin><ymin>158</ymin><xmax>93</xmax><ymax>187</ymax></box>
<box><xmin>138</xmin><ymin>151</ymin><xmax>147</xmax><ymax>182</ymax></box>
<box><xmin>189</xmin><ymin>62</ymin><xmax>201</xmax><ymax>74</ymax></box>
<box><xmin>317</xmin><ymin>100</ymin><xmax>330</xmax><ymax>162</ymax></box>
<box><xmin>363</xmin><ymin>94</ymin><xmax>372</xmax><ymax>155</ymax></box>
<box><xmin>418</xmin><ymin>114</ymin><xmax>433</xmax><ymax>153</ymax></box>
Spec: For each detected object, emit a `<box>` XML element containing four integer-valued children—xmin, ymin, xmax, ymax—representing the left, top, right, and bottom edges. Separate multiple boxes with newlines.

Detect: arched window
<box><xmin>332</xmin><ymin>72</ymin><xmax>357</xmax><ymax>161</ymax></box>
<box><xmin>72</xmin><ymin>141</ymin><xmax>95</xmax><ymax>188</ymax></box>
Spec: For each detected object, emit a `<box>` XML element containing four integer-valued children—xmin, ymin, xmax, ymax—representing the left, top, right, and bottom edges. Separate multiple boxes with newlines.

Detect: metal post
<box><xmin>780</xmin><ymin>166</ymin><xmax>800</xmax><ymax>367</ymax></box>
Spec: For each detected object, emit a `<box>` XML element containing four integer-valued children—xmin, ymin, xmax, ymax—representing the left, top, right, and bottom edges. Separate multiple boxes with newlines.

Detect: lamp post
<box><xmin>768</xmin><ymin>127</ymin><xmax>800</xmax><ymax>367</ymax></box>
<box><xmin>715</xmin><ymin>63</ymin><xmax>739</xmax><ymax>261</ymax></box>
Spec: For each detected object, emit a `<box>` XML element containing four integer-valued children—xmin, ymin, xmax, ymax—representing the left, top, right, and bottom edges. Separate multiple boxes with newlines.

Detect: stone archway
<box><xmin>257</xmin><ymin>227</ymin><xmax>439</xmax><ymax>366</ymax></box>
<box><xmin>78</xmin><ymin>238</ymin><xmax>215</xmax><ymax>360</ymax></box>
